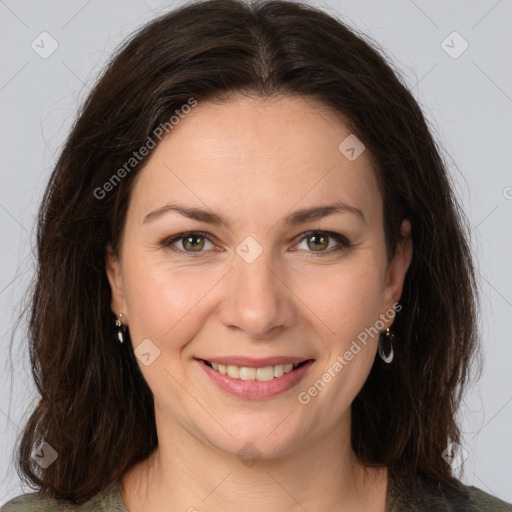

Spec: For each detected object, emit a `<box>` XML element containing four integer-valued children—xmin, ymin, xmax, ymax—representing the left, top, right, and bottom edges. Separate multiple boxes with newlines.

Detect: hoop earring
<box><xmin>378</xmin><ymin>328</ymin><xmax>394</xmax><ymax>363</ymax></box>
<box><xmin>115</xmin><ymin>313</ymin><xmax>126</xmax><ymax>344</ymax></box>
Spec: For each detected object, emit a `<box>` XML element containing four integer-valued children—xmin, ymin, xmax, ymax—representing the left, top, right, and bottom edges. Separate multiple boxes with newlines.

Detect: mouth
<box><xmin>196</xmin><ymin>357</ymin><xmax>315</xmax><ymax>400</ymax></box>
<box><xmin>201</xmin><ymin>359</ymin><xmax>311</xmax><ymax>381</ymax></box>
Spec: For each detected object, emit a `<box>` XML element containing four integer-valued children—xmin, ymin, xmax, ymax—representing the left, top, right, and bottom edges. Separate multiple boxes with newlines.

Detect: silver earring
<box><xmin>115</xmin><ymin>313</ymin><xmax>126</xmax><ymax>344</ymax></box>
<box><xmin>378</xmin><ymin>328</ymin><xmax>394</xmax><ymax>363</ymax></box>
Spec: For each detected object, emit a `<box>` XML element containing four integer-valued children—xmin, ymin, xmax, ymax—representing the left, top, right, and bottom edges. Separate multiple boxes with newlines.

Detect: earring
<box><xmin>115</xmin><ymin>313</ymin><xmax>126</xmax><ymax>344</ymax></box>
<box><xmin>378</xmin><ymin>328</ymin><xmax>394</xmax><ymax>363</ymax></box>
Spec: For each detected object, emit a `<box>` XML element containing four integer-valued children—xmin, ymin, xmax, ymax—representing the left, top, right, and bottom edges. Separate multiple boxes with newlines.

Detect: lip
<box><xmin>196</xmin><ymin>358</ymin><xmax>315</xmax><ymax>400</ymax></box>
<box><xmin>197</xmin><ymin>355</ymin><xmax>311</xmax><ymax>367</ymax></box>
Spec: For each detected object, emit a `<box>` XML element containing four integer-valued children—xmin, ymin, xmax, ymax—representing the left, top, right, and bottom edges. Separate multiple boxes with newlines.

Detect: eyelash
<box><xmin>162</xmin><ymin>230</ymin><xmax>352</xmax><ymax>258</ymax></box>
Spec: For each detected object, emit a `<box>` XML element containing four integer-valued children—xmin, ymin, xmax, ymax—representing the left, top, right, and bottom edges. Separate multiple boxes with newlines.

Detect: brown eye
<box><xmin>181</xmin><ymin>234</ymin><xmax>206</xmax><ymax>252</ymax></box>
<box><xmin>306</xmin><ymin>233</ymin><xmax>330</xmax><ymax>252</ymax></box>
<box><xmin>163</xmin><ymin>230</ymin><xmax>351</xmax><ymax>258</ymax></box>
<box><xmin>295</xmin><ymin>231</ymin><xmax>351</xmax><ymax>256</ymax></box>
<box><xmin>163</xmin><ymin>232</ymin><xmax>215</xmax><ymax>256</ymax></box>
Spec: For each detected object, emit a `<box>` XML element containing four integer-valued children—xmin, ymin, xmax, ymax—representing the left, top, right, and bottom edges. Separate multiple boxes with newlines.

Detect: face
<box><xmin>106</xmin><ymin>95</ymin><xmax>412</xmax><ymax>459</ymax></box>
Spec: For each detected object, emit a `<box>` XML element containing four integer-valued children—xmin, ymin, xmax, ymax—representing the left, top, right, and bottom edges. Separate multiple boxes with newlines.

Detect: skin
<box><xmin>106</xmin><ymin>94</ymin><xmax>412</xmax><ymax>512</ymax></box>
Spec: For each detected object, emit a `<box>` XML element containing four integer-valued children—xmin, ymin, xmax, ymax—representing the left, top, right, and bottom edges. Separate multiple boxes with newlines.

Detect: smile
<box><xmin>196</xmin><ymin>358</ymin><xmax>315</xmax><ymax>400</ymax></box>
<box><xmin>204</xmin><ymin>360</ymin><xmax>304</xmax><ymax>381</ymax></box>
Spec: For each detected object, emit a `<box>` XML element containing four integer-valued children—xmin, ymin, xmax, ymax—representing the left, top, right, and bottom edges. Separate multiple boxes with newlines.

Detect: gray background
<box><xmin>1</xmin><ymin>0</ymin><xmax>511</xmax><ymax>504</ymax></box>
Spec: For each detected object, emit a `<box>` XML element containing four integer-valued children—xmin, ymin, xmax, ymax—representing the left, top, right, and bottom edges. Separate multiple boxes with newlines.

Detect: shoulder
<box><xmin>0</xmin><ymin>481</ymin><xmax>126</xmax><ymax>511</ymax></box>
<box><xmin>388</xmin><ymin>470</ymin><xmax>512</xmax><ymax>511</ymax></box>
<box><xmin>467</xmin><ymin>485</ymin><xmax>512</xmax><ymax>511</ymax></box>
<box><xmin>0</xmin><ymin>492</ymin><xmax>65</xmax><ymax>512</ymax></box>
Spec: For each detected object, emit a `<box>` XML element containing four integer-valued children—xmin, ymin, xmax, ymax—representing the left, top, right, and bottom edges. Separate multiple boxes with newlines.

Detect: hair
<box><xmin>12</xmin><ymin>0</ymin><xmax>480</xmax><ymax>504</ymax></box>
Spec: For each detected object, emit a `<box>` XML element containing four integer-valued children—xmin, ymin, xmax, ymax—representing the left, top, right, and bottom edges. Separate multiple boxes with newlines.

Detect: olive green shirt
<box><xmin>1</xmin><ymin>474</ymin><xmax>511</xmax><ymax>511</ymax></box>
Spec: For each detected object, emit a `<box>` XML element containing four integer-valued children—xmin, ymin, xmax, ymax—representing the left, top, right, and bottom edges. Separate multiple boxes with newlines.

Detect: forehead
<box><xmin>130</xmin><ymin>95</ymin><xmax>382</xmax><ymax>227</ymax></box>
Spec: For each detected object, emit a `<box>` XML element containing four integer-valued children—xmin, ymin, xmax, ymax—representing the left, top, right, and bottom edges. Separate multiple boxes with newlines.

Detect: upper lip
<box><xmin>198</xmin><ymin>356</ymin><xmax>314</xmax><ymax>367</ymax></box>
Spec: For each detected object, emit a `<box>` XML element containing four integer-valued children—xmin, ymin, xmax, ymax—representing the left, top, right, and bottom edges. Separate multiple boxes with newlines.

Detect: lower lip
<box><xmin>196</xmin><ymin>359</ymin><xmax>315</xmax><ymax>400</ymax></box>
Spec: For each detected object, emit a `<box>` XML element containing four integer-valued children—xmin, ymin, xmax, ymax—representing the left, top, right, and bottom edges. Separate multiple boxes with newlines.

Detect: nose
<box><xmin>218</xmin><ymin>248</ymin><xmax>297</xmax><ymax>340</ymax></box>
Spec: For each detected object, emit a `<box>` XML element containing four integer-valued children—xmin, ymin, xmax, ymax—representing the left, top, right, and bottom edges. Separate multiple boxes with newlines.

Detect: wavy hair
<box><xmin>12</xmin><ymin>0</ymin><xmax>479</xmax><ymax>503</ymax></box>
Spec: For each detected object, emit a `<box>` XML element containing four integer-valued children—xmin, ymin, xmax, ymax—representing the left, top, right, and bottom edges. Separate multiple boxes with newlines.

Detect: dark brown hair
<box><xmin>12</xmin><ymin>0</ymin><xmax>479</xmax><ymax>503</ymax></box>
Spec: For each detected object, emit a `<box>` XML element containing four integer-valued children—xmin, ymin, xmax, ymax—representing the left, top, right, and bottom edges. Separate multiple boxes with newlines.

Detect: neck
<box><xmin>121</xmin><ymin>412</ymin><xmax>388</xmax><ymax>511</ymax></box>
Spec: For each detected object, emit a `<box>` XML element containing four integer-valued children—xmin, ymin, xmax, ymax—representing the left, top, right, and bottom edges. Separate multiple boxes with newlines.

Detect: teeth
<box><xmin>207</xmin><ymin>361</ymin><xmax>302</xmax><ymax>381</ymax></box>
<box><xmin>227</xmin><ymin>365</ymin><xmax>239</xmax><ymax>379</ymax></box>
<box><xmin>240</xmin><ymin>367</ymin><xmax>256</xmax><ymax>380</ymax></box>
<box><xmin>274</xmin><ymin>364</ymin><xmax>284</xmax><ymax>378</ymax></box>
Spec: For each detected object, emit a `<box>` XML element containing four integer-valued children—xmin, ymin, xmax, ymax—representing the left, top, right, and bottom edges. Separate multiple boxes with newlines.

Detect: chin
<box><xmin>199</xmin><ymin>419</ymin><xmax>304</xmax><ymax>463</ymax></box>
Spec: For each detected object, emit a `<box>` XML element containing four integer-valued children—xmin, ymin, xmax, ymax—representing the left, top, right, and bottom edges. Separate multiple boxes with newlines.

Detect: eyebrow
<box><xmin>143</xmin><ymin>199</ymin><xmax>365</xmax><ymax>227</ymax></box>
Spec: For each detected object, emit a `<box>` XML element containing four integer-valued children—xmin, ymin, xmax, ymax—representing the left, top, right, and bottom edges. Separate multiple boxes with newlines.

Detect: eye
<box><xmin>163</xmin><ymin>231</ymin><xmax>216</xmax><ymax>256</ymax></box>
<box><xmin>162</xmin><ymin>230</ymin><xmax>351</xmax><ymax>257</ymax></box>
<box><xmin>295</xmin><ymin>230</ymin><xmax>352</xmax><ymax>257</ymax></box>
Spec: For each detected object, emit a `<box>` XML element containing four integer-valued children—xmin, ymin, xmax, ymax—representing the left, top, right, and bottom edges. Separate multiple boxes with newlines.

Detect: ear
<box><xmin>105</xmin><ymin>243</ymin><xmax>127</xmax><ymax>318</ymax></box>
<box><xmin>382</xmin><ymin>218</ymin><xmax>413</xmax><ymax>308</ymax></box>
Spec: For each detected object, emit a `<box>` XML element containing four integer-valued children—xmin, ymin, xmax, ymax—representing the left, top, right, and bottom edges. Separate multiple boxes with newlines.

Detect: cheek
<box><xmin>294</xmin><ymin>256</ymin><xmax>384</xmax><ymax>399</ymax></box>
<box><xmin>122</xmin><ymin>251</ymin><xmax>229</xmax><ymax>363</ymax></box>
<box><xmin>300</xmin><ymin>256</ymin><xmax>385</xmax><ymax>342</ymax></box>
<box><xmin>121</xmin><ymin>258</ymin><xmax>214</xmax><ymax>403</ymax></box>
<box><xmin>124</xmin><ymin>262</ymin><xmax>198</xmax><ymax>342</ymax></box>
<box><xmin>295</xmin><ymin>267</ymin><xmax>383</xmax><ymax>429</ymax></box>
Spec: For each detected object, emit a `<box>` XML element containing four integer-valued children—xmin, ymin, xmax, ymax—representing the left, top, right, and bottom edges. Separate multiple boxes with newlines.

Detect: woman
<box><xmin>2</xmin><ymin>0</ymin><xmax>510</xmax><ymax>510</ymax></box>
